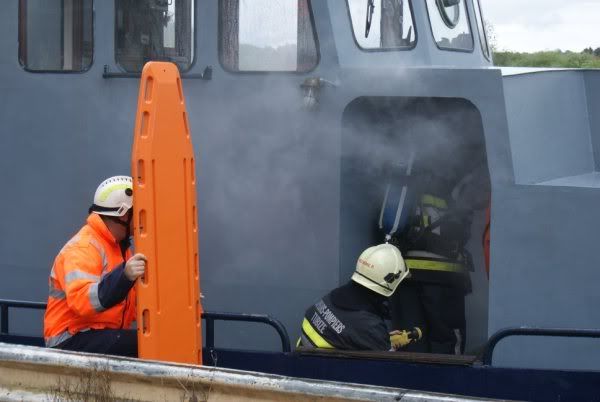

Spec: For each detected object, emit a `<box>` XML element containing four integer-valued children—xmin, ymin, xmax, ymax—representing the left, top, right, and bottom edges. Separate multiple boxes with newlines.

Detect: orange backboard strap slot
<box><xmin>132</xmin><ymin>62</ymin><xmax>202</xmax><ymax>364</ymax></box>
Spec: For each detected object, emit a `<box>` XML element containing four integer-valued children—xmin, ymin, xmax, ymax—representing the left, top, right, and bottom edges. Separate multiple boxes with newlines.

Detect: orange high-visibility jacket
<box><xmin>43</xmin><ymin>213</ymin><xmax>136</xmax><ymax>347</ymax></box>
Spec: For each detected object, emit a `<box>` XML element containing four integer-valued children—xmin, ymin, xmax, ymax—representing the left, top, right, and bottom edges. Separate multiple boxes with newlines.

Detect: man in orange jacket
<box><xmin>43</xmin><ymin>176</ymin><xmax>146</xmax><ymax>357</ymax></box>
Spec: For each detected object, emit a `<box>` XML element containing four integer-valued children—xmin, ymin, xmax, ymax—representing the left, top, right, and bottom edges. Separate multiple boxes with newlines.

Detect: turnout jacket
<box><xmin>299</xmin><ymin>282</ymin><xmax>391</xmax><ymax>351</ymax></box>
<box><xmin>43</xmin><ymin>213</ymin><xmax>136</xmax><ymax>347</ymax></box>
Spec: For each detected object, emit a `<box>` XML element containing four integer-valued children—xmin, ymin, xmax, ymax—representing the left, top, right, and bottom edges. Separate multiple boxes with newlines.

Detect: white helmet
<box><xmin>89</xmin><ymin>176</ymin><xmax>133</xmax><ymax>217</ymax></box>
<box><xmin>351</xmin><ymin>244</ymin><xmax>408</xmax><ymax>297</ymax></box>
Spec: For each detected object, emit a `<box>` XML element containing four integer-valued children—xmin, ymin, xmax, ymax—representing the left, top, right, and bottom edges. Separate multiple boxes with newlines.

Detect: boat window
<box><xmin>219</xmin><ymin>0</ymin><xmax>319</xmax><ymax>72</ymax></box>
<box><xmin>425</xmin><ymin>0</ymin><xmax>474</xmax><ymax>52</ymax></box>
<box><xmin>115</xmin><ymin>0</ymin><xmax>194</xmax><ymax>73</ymax></box>
<box><xmin>346</xmin><ymin>0</ymin><xmax>416</xmax><ymax>50</ymax></box>
<box><xmin>473</xmin><ymin>0</ymin><xmax>490</xmax><ymax>59</ymax></box>
<box><xmin>18</xmin><ymin>0</ymin><xmax>93</xmax><ymax>72</ymax></box>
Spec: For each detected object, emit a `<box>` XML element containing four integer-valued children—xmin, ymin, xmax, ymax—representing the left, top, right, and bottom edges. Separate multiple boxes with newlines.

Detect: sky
<box><xmin>483</xmin><ymin>0</ymin><xmax>600</xmax><ymax>52</ymax></box>
<box><xmin>237</xmin><ymin>0</ymin><xmax>600</xmax><ymax>54</ymax></box>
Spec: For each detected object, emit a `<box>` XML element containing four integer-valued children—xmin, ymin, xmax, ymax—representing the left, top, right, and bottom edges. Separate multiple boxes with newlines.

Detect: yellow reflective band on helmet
<box><xmin>421</xmin><ymin>194</ymin><xmax>447</xmax><ymax>209</ymax></box>
<box><xmin>405</xmin><ymin>259</ymin><xmax>464</xmax><ymax>273</ymax></box>
<box><xmin>422</xmin><ymin>213</ymin><xmax>430</xmax><ymax>227</ymax></box>
<box><xmin>302</xmin><ymin>318</ymin><xmax>334</xmax><ymax>349</ymax></box>
<box><xmin>98</xmin><ymin>183</ymin><xmax>131</xmax><ymax>202</ymax></box>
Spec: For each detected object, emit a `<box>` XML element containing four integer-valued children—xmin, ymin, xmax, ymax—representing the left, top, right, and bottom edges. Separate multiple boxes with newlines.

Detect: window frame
<box><xmin>345</xmin><ymin>0</ymin><xmax>418</xmax><ymax>53</ymax></box>
<box><xmin>472</xmin><ymin>0</ymin><xmax>491</xmax><ymax>60</ymax></box>
<box><xmin>436</xmin><ymin>0</ymin><xmax>460</xmax><ymax>29</ymax></box>
<box><xmin>425</xmin><ymin>0</ymin><xmax>475</xmax><ymax>53</ymax></box>
<box><xmin>113</xmin><ymin>0</ymin><xmax>197</xmax><ymax>74</ymax></box>
<box><xmin>218</xmin><ymin>0</ymin><xmax>320</xmax><ymax>74</ymax></box>
<box><xmin>18</xmin><ymin>0</ymin><xmax>95</xmax><ymax>73</ymax></box>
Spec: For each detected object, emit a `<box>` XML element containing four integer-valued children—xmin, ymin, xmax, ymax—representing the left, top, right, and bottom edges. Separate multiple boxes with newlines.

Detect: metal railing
<box><xmin>203</xmin><ymin>311</ymin><xmax>291</xmax><ymax>353</ymax></box>
<box><xmin>0</xmin><ymin>299</ymin><xmax>290</xmax><ymax>352</ymax></box>
<box><xmin>481</xmin><ymin>327</ymin><xmax>600</xmax><ymax>366</ymax></box>
<box><xmin>6</xmin><ymin>299</ymin><xmax>600</xmax><ymax>367</ymax></box>
<box><xmin>0</xmin><ymin>299</ymin><xmax>46</xmax><ymax>335</ymax></box>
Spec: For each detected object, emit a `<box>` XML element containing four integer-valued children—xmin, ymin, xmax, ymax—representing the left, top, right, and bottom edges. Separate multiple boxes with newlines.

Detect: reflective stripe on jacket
<box><xmin>43</xmin><ymin>214</ymin><xmax>136</xmax><ymax>347</ymax></box>
<box><xmin>398</xmin><ymin>192</ymin><xmax>470</xmax><ymax>290</ymax></box>
<box><xmin>298</xmin><ymin>283</ymin><xmax>391</xmax><ymax>351</ymax></box>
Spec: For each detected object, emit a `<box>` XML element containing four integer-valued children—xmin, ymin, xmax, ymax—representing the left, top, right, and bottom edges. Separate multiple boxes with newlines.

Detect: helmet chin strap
<box><xmin>110</xmin><ymin>210</ymin><xmax>133</xmax><ymax>238</ymax></box>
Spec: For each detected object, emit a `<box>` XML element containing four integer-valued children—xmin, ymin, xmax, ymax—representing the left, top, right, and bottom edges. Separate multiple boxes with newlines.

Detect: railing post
<box><xmin>0</xmin><ymin>304</ymin><xmax>8</xmax><ymax>334</ymax></box>
<box><xmin>205</xmin><ymin>318</ymin><xmax>215</xmax><ymax>349</ymax></box>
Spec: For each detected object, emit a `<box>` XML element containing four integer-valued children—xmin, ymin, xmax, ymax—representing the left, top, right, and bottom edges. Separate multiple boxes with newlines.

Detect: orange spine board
<box><xmin>131</xmin><ymin>62</ymin><xmax>202</xmax><ymax>364</ymax></box>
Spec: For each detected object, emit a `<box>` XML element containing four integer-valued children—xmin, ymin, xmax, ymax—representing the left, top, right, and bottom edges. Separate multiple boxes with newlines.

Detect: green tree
<box><xmin>489</xmin><ymin>25</ymin><xmax>600</xmax><ymax>67</ymax></box>
<box><xmin>493</xmin><ymin>50</ymin><xmax>600</xmax><ymax>68</ymax></box>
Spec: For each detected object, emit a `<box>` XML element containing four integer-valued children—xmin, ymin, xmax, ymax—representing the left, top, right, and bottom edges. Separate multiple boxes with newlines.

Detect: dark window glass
<box><xmin>347</xmin><ymin>0</ymin><xmax>416</xmax><ymax>50</ymax></box>
<box><xmin>19</xmin><ymin>0</ymin><xmax>93</xmax><ymax>72</ymax></box>
<box><xmin>115</xmin><ymin>0</ymin><xmax>194</xmax><ymax>73</ymax></box>
<box><xmin>426</xmin><ymin>0</ymin><xmax>474</xmax><ymax>52</ymax></box>
<box><xmin>219</xmin><ymin>0</ymin><xmax>319</xmax><ymax>72</ymax></box>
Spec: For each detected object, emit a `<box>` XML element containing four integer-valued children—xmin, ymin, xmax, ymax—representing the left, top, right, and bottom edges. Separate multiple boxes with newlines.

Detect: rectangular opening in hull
<box><xmin>341</xmin><ymin>97</ymin><xmax>490</xmax><ymax>355</ymax></box>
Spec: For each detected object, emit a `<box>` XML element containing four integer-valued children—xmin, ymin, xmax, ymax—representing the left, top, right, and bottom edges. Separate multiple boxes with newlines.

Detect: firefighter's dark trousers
<box><xmin>390</xmin><ymin>281</ymin><xmax>466</xmax><ymax>354</ymax></box>
<box><xmin>54</xmin><ymin>329</ymin><xmax>137</xmax><ymax>357</ymax></box>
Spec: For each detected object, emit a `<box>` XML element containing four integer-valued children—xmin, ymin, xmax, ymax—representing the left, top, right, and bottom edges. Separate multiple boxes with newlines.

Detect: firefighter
<box><xmin>380</xmin><ymin>159</ymin><xmax>489</xmax><ymax>354</ymax></box>
<box><xmin>43</xmin><ymin>176</ymin><xmax>146</xmax><ymax>357</ymax></box>
<box><xmin>483</xmin><ymin>203</ymin><xmax>491</xmax><ymax>278</ymax></box>
<box><xmin>297</xmin><ymin>243</ymin><xmax>420</xmax><ymax>351</ymax></box>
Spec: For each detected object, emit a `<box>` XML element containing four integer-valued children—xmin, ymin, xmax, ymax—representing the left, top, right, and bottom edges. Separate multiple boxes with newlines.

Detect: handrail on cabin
<box><xmin>102</xmin><ymin>65</ymin><xmax>212</xmax><ymax>80</ymax></box>
<box><xmin>481</xmin><ymin>327</ymin><xmax>600</xmax><ymax>366</ymax></box>
<box><xmin>0</xmin><ymin>299</ymin><xmax>291</xmax><ymax>353</ymax></box>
